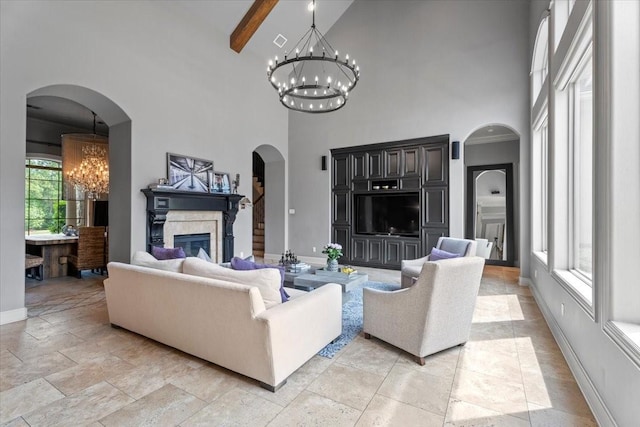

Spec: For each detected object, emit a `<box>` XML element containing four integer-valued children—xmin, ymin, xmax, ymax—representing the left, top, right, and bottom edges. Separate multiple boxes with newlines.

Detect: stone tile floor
<box><xmin>0</xmin><ymin>266</ymin><xmax>597</xmax><ymax>426</ymax></box>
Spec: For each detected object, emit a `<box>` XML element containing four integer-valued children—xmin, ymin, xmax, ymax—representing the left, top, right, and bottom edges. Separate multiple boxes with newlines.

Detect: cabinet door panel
<box><xmin>352</xmin><ymin>153</ymin><xmax>367</xmax><ymax>179</ymax></box>
<box><xmin>403</xmin><ymin>147</ymin><xmax>420</xmax><ymax>176</ymax></box>
<box><xmin>368</xmin><ymin>239</ymin><xmax>384</xmax><ymax>263</ymax></box>
<box><xmin>351</xmin><ymin>238</ymin><xmax>367</xmax><ymax>263</ymax></box>
<box><xmin>385</xmin><ymin>150</ymin><xmax>401</xmax><ymax>177</ymax></box>
<box><xmin>423</xmin><ymin>145</ymin><xmax>447</xmax><ymax>185</ymax></box>
<box><xmin>404</xmin><ymin>241</ymin><xmax>420</xmax><ymax>260</ymax></box>
<box><xmin>369</xmin><ymin>151</ymin><xmax>383</xmax><ymax>178</ymax></box>
<box><xmin>333</xmin><ymin>227</ymin><xmax>350</xmax><ymax>260</ymax></box>
<box><xmin>333</xmin><ymin>191</ymin><xmax>350</xmax><ymax>224</ymax></box>
<box><xmin>333</xmin><ymin>154</ymin><xmax>350</xmax><ymax>190</ymax></box>
<box><xmin>423</xmin><ymin>188</ymin><xmax>447</xmax><ymax>226</ymax></box>
<box><xmin>384</xmin><ymin>240</ymin><xmax>403</xmax><ymax>265</ymax></box>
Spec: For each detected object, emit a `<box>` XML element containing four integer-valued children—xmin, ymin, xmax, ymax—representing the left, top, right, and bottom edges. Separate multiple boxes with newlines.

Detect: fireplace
<box><xmin>142</xmin><ymin>189</ymin><xmax>243</xmax><ymax>262</ymax></box>
<box><xmin>174</xmin><ymin>233</ymin><xmax>211</xmax><ymax>257</ymax></box>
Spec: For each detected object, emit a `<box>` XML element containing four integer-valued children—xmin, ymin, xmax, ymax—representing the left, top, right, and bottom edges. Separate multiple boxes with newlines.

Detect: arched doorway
<box><xmin>252</xmin><ymin>145</ymin><xmax>286</xmax><ymax>260</ymax></box>
<box><xmin>463</xmin><ymin>124</ymin><xmax>520</xmax><ymax>266</ymax></box>
<box><xmin>26</xmin><ymin>85</ymin><xmax>132</xmax><ymax>264</ymax></box>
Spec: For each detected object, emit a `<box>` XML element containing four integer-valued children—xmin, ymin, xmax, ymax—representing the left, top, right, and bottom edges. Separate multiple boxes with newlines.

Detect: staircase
<box><xmin>252</xmin><ymin>177</ymin><xmax>265</xmax><ymax>258</ymax></box>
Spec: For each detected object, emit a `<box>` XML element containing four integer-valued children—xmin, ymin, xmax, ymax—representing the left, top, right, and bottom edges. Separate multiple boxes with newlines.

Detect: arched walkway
<box><xmin>253</xmin><ymin>144</ymin><xmax>286</xmax><ymax>258</ymax></box>
<box><xmin>27</xmin><ymin>85</ymin><xmax>132</xmax><ymax>264</ymax></box>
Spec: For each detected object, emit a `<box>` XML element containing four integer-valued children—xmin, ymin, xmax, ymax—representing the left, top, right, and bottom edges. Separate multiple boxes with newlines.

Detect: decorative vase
<box><xmin>327</xmin><ymin>258</ymin><xmax>339</xmax><ymax>272</ymax></box>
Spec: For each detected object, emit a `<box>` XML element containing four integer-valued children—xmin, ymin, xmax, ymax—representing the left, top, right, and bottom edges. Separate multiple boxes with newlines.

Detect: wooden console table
<box><xmin>25</xmin><ymin>234</ymin><xmax>78</xmax><ymax>279</ymax></box>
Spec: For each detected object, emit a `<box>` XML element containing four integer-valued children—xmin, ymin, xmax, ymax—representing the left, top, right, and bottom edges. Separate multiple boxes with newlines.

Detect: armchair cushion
<box><xmin>429</xmin><ymin>247</ymin><xmax>461</xmax><ymax>261</ymax></box>
<box><xmin>438</xmin><ymin>238</ymin><xmax>474</xmax><ymax>256</ymax></box>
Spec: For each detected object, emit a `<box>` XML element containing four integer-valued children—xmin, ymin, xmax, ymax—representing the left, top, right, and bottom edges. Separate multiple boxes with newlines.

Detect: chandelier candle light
<box><xmin>66</xmin><ymin>143</ymin><xmax>109</xmax><ymax>199</ymax></box>
<box><xmin>266</xmin><ymin>0</ymin><xmax>360</xmax><ymax>113</ymax></box>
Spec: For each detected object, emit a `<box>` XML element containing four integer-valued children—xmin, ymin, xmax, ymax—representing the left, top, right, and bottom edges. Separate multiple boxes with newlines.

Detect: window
<box><xmin>531</xmin><ymin>15</ymin><xmax>550</xmax><ymax>259</ymax></box>
<box><xmin>25</xmin><ymin>158</ymin><xmax>84</xmax><ymax>235</ymax></box>
<box><xmin>539</xmin><ymin>119</ymin><xmax>549</xmax><ymax>254</ymax></box>
<box><xmin>25</xmin><ymin>159</ymin><xmax>64</xmax><ymax>235</ymax></box>
<box><xmin>570</xmin><ymin>59</ymin><xmax>593</xmax><ymax>282</ymax></box>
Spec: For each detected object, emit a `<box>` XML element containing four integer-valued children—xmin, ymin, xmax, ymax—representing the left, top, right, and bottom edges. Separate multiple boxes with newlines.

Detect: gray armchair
<box><xmin>364</xmin><ymin>256</ymin><xmax>485</xmax><ymax>365</ymax></box>
<box><xmin>400</xmin><ymin>237</ymin><xmax>477</xmax><ymax>288</ymax></box>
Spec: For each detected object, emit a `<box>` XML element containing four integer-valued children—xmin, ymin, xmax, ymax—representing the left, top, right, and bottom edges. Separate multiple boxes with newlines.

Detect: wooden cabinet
<box><xmin>368</xmin><ymin>151</ymin><xmax>383</xmax><ymax>178</ymax></box>
<box><xmin>332</xmin><ymin>154</ymin><xmax>350</xmax><ymax>190</ymax></box>
<box><xmin>331</xmin><ymin>135</ymin><xmax>449</xmax><ymax>269</ymax></box>
<box><xmin>385</xmin><ymin>149</ymin><xmax>402</xmax><ymax>177</ymax></box>
<box><xmin>403</xmin><ymin>147</ymin><xmax>421</xmax><ymax>176</ymax></box>
<box><xmin>351</xmin><ymin>152</ymin><xmax>367</xmax><ymax>180</ymax></box>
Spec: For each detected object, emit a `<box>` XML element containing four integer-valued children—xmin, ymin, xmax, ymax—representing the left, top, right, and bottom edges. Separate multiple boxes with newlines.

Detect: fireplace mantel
<box><xmin>141</xmin><ymin>189</ymin><xmax>243</xmax><ymax>262</ymax></box>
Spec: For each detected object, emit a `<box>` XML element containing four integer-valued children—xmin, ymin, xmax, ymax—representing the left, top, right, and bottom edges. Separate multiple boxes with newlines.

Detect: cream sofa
<box><xmin>104</xmin><ymin>258</ymin><xmax>342</xmax><ymax>391</ymax></box>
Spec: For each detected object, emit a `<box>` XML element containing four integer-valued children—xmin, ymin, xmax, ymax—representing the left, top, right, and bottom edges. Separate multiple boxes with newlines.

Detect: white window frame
<box><xmin>550</xmin><ymin>0</ymin><xmax>594</xmax><ymax>314</ymax></box>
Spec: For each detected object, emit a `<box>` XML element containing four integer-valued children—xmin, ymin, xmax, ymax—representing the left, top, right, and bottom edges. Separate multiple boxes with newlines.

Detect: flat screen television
<box><xmin>355</xmin><ymin>193</ymin><xmax>420</xmax><ymax>237</ymax></box>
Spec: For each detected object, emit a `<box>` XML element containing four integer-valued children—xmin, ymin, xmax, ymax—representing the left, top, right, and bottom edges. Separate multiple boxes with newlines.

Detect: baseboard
<box><xmin>529</xmin><ymin>283</ymin><xmax>617</xmax><ymax>427</ymax></box>
<box><xmin>0</xmin><ymin>307</ymin><xmax>27</xmax><ymax>325</ymax></box>
<box><xmin>519</xmin><ymin>276</ymin><xmax>532</xmax><ymax>286</ymax></box>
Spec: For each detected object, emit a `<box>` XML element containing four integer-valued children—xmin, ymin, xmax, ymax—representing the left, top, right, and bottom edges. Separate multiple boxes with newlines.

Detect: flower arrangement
<box><xmin>322</xmin><ymin>243</ymin><xmax>343</xmax><ymax>261</ymax></box>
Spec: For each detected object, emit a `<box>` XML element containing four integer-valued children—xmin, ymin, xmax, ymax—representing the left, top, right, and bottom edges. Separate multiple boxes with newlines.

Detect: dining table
<box><xmin>25</xmin><ymin>234</ymin><xmax>78</xmax><ymax>279</ymax></box>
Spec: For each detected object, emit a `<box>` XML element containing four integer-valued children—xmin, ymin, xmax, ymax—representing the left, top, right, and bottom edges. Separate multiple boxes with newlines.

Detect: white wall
<box><xmin>0</xmin><ymin>1</ymin><xmax>288</xmax><ymax>316</ymax></box>
<box><xmin>287</xmin><ymin>0</ymin><xmax>531</xmax><ymax>278</ymax></box>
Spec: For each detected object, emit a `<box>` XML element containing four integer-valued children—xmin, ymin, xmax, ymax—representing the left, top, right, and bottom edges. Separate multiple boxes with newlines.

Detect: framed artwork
<box><xmin>211</xmin><ymin>172</ymin><xmax>231</xmax><ymax>194</ymax></box>
<box><xmin>167</xmin><ymin>153</ymin><xmax>213</xmax><ymax>192</ymax></box>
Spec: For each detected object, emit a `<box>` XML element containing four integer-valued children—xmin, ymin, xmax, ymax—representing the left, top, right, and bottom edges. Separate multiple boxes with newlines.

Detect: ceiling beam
<box><xmin>230</xmin><ymin>0</ymin><xmax>279</xmax><ymax>53</ymax></box>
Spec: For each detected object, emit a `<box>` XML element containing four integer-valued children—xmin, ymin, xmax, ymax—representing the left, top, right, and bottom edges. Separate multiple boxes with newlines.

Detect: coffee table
<box><xmin>292</xmin><ymin>269</ymin><xmax>368</xmax><ymax>292</ymax></box>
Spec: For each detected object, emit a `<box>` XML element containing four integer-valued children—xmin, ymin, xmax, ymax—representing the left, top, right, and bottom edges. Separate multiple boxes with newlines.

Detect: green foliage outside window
<box><xmin>25</xmin><ymin>158</ymin><xmax>67</xmax><ymax>234</ymax></box>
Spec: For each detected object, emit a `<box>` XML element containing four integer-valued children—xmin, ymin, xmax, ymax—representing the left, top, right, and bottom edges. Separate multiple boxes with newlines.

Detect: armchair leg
<box><xmin>415</xmin><ymin>356</ymin><xmax>426</xmax><ymax>366</ymax></box>
<box><xmin>364</xmin><ymin>333</ymin><xmax>371</xmax><ymax>339</ymax></box>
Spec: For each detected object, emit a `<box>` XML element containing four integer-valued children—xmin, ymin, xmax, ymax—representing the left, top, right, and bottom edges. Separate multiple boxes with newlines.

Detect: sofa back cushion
<box><xmin>230</xmin><ymin>257</ymin><xmax>289</xmax><ymax>303</ymax></box>
<box><xmin>183</xmin><ymin>257</ymin><xmax>282</xmax><ymax>308</ymax></box>
<box><xmin>151</xmin><ymin>246</ymin><xmax>186</xmax><ymax>260</ymax></box>
<box><xmin>131</xmin><ymin>251</ymin><xmax>185</xmax><ymax>273</ymax></box>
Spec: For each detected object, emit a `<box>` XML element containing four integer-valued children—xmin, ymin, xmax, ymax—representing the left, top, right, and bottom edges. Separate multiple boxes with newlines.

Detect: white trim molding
<box><xmin>530</xmin><ymin>283</ymin><xmax>617</xmax><ymax>427</ymax></box>
<box><xmin>0</xmin><ymin>307</ymin><xmax>27</xmax><ymax>325</ymax></box>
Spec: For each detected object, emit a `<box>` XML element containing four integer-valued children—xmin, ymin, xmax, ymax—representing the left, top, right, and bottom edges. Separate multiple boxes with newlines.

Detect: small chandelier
<box><xmin>66</xmin><ymin>143</ymin><xmax>109</xmax><ymax>199</ymax></box>
<box><xmin>266</xmin><ymin>0</ymin><xmax>360</xmax><ymax>113</ymax></box>
<box><xmin>65</xmin><ymin>112</ymin><xmax>109</xmax><ymax>199</ymax></box>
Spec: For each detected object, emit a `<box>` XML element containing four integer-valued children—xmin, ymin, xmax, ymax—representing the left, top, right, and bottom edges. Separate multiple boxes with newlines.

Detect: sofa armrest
<box><xmin>255</xmin><ymin>283</ymin><xmax>342</xmax><ymax>384</ymax></box>
<box><xmin>401</xmin><ymin>255</ymin><xmax>430</xmax><ymax>269</ymax></box>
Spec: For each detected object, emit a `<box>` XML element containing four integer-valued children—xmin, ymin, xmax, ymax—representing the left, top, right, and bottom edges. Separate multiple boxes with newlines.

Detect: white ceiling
<box><xmin>26</xmin><ymin>1</ymin><xmax>354</xmax><ymax>134</ymax></box>
<box><xmin>167</xmin><ymin>0</ymin><xmax>354</xmax><ymax>60</ymax></box>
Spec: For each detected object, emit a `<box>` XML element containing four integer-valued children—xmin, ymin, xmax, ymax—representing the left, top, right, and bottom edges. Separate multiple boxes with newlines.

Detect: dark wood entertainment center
<box><xmin>331</xmin><ymin>134</ymin><xmax>450</xmax><ymax>269</ymax></box>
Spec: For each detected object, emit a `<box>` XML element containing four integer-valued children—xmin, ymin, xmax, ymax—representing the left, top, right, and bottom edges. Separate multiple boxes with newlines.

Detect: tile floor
<box><xmin>0</xmin><ymin>266</ymin><xmax>596</xmax><ymax>426</ymax></box>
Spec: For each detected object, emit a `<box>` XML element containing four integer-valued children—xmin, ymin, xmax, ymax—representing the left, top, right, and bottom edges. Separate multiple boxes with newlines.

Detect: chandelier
<box><xmin>266</xmin><ymin>0</ymin><xmax>360</xmax><ymax>113</ymax></box>
<box><xmin>66</xmin><ymin>143</ymin><xmax>109</xmax><ymax>199</ymax></box>
<box><xmin>64</xmin><ymin>112</ymin><xmax>109</xmax><ymax>199</ymax></box>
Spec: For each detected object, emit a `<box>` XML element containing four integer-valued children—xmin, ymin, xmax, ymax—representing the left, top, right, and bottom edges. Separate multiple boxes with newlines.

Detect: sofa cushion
<box><xmin>429</xmin><ymin>247</ymin><xmax>461</xmax><ymax>261</ymax></box>
<box><xmin>230</xmin><ymin>257</ymin><xmax>289</xmax><ymax>303</ymax></box>
<box><xmin>197</xmin><ymin>248</ymin><xmax>213</xmax><ymax>263</ymax></box>
<box><xmin>183</xmin><ymin>257</ymin><xmax>282</xmax><ymax>308</ymax></box>
<box><xmin>131</xmin><ymin>251</ymin><xmax>185</xmax><ymax>273</ymax></box>
<box><xmin>151</xmin><ymin>246</ymin><xmax>186</xmax><ymax>260</ymax></box>
<box><xmin>219</xmin><ymin>254</ymin><xmax>255</xmax><ymax>268</ymax></box>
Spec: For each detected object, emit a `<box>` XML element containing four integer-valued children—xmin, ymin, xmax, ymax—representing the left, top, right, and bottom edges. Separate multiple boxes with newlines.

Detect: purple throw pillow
<box><xmin>230</xmin><ymin>257</ymin><xmax>289</xmax><ymax>302</ymax></box>
<box><xmin>151</xmin><ymin>246</ymin><xmax>186</xmax><ymax>260</ymax></box>
<box><xmin>429</xmin><ymin>247</ymin><xmax>461</xmax><ymax>262</ymax></box>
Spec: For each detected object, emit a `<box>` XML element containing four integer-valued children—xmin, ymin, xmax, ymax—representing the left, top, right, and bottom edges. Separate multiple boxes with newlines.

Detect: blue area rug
<box><xmin>318</xmin><ymin>281</ymin><xmax>400</xmax><ymax>358</ymax></box>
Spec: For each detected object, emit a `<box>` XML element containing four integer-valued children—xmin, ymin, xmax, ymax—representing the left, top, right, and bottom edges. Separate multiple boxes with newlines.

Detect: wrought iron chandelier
<box><xmin>266</xmin><ymin>0</ymin><xmax>360</xmax><ymax>113</ymax></box>
<box><xmin>65</xmin><ymin>113</ymin><xmax>109</xmax><ymax>199</ymax></box>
